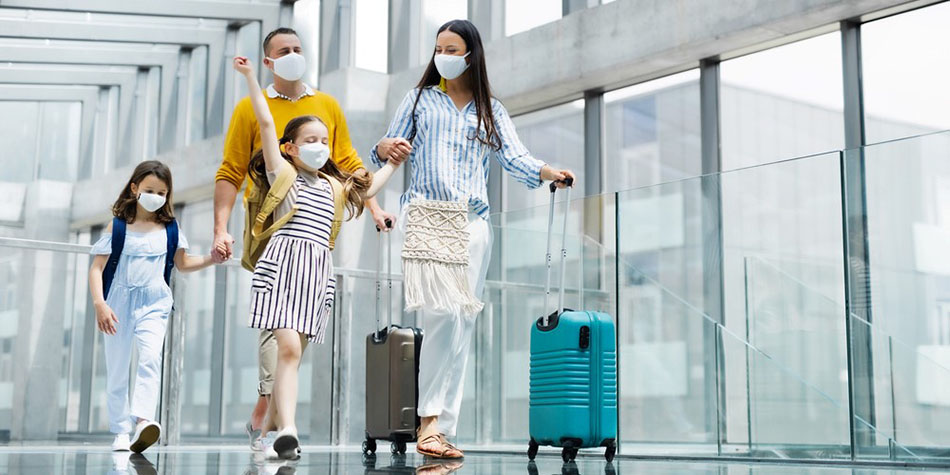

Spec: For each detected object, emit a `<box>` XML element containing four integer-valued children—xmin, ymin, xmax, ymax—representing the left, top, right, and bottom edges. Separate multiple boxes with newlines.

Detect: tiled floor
<box><xmin>0</xmin><ymin>444</ymin><xmax>947</xmax><ymax>474</ymax></box>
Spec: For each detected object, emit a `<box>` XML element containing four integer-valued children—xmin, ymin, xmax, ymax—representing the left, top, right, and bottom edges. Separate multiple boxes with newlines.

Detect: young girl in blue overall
<box><xmin>231</xmin><ymin>56</ymin><xmax>399</xmax><ymax>460</ymax></box>
<box><xmin>88</xmin><ymin>160</ymin><xmax>217</xmax><ymax>453</ymax></box>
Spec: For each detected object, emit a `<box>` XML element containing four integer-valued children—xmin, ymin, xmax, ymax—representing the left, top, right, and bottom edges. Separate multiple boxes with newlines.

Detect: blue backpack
<box><xmin>102</xmin><ymin>216</ymin><xmax>179</xmax><ymax>299</ymax></box>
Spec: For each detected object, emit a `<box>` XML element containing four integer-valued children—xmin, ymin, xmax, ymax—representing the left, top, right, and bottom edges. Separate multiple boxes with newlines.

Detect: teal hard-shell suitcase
<box><xmin>527</xmin><ymin>180</ymin><xmax>618</xmax><ymax>463</ymax></box>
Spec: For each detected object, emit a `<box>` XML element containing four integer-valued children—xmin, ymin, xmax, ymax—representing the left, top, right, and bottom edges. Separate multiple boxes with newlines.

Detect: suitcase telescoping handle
<box><xmin>374</xmin><ymin>218</ymin><xmax>394</xmax><ymax>341</ymax></box>
<box><xmin>543</xmin><ymin>177</ymin><xmax>573</xmax><ymax>327</ymax></box>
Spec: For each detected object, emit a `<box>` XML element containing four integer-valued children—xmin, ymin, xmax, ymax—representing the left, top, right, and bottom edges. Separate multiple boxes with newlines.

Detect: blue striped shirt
<box><xmin>370</xmin><ymin>86</ymin><xmax>546</xmax><ymax>218</ymax></box>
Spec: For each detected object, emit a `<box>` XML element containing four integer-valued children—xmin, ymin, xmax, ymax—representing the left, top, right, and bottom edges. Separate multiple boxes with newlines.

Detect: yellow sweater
<box><xmin>216</xmin><ymin>88</ymin><xmax>365</xmax><ymax>195</ymax></box>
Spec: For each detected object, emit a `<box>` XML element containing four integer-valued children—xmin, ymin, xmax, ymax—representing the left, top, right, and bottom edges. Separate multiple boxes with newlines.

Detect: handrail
<box><xmin>0</xmin><ymin>236</ymin><xmax>608</xmax><ymax>297</ymax></box>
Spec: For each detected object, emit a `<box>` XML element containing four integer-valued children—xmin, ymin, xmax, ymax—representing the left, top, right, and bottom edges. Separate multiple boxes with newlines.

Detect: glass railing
<box><xmin>1</xmin><ymin>130</ymin><xmax>949</xmax><ymax>467</ymax></box>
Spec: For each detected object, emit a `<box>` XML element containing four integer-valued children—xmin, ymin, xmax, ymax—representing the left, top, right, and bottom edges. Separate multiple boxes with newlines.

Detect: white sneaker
<box><xmin>273</xmin><ymin>427</ymin><xmax>300</xmax><ymax>460</ymax></box>
<box><xmin>246</xmin><ymin>421</ymin><xmax>263</xmax><ymax>451</ymax></box>
<box><xmin>261</xmin><ymin>433</ymin><xmax>280</xmax><ymax>460</ymax></box>
<box><xmin>130</xmin><ymin>420</ymin><xmax>161</xmax><ymax>453</ymax></box>
<box><xmin>112</xmin><ymin>433</ymin><xmax>131</xmax><ymax>452</ymax></box>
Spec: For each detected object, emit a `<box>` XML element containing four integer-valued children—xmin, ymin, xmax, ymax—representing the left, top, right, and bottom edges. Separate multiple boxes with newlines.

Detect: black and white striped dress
<box><xmin>249</xmin><ymin>171</ymin><xmax>336</xmax><ymax>343</ymax></box>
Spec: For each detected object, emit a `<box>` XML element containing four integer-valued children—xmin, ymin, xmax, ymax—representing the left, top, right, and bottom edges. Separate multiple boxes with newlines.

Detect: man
<box><xmin>213</xmin><ymin>27</ymin><xmax>394</xmax><ymax>450</ymax></box>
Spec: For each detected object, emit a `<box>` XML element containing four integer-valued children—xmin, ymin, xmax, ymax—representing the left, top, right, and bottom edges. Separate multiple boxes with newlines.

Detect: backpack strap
<box><xmin>321</xmin><ymin>173</ymin><xmax>345</xmax><ymax>251</ymax></box>
<box><xmin>164</xmin><ymin>219</ymin><xmax>179</xmax><ymax>285</ymax></box>
<box><xmin>252</xmin><ymin>165</ymin><xmax>298</xmax><ymax>239</ymax></box>
<box><xmin>102</xmin><ymin>217</ymin><xmax>126</xmax><ymax>300</ymax></box>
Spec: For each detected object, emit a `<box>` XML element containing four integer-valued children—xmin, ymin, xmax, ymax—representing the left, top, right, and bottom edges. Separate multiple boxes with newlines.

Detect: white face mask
<box><xmin>266</xmin><ymin>52</ymin><xmax>307</xmax><ymax>81</ymax></box>
<box><xmin>434</xmin><ymin>52</ymin><xmax>470</xmax><ymax>80</ymax></box>
<box><xmin>137</xmin><ymin>192</ymin><xmax>166</xmax><ymax>213</ymax></box>
<box><xmin>297</xmin><ymin>142</ymin><xmax>330</xmax><ymax>170</ymax></box>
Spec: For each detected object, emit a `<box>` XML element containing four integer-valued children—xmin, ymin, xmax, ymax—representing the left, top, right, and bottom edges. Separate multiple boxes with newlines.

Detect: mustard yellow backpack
<box><xmin>241</xmin><ymin>166</ymin><xmax>345</xmax><ymax>271</ymax></box>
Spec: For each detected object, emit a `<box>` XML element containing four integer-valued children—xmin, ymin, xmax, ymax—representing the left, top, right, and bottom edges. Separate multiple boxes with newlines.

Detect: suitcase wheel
<box><xmin>527</xmin><ymin>438</ymin><xmax>539</xmax><ymax>461</ymax></box>
<box><xmin>604</xmin><ymin>441</ymin><xmax>616</xmax><ymax>463</ymax></box>
<box><xmin>560</xmin><ymin>441</ymin><xmax>578</xmax><ymax>463</ymax></box>
<box><xmin>362</xmin><ymin>438</ymin><xmax>376</xmax><ymax>455</ymax></box>
<box><xmin>390</xmin><ymin>440</ymin><xmax>407</xmax><ymax>455</ymax></box>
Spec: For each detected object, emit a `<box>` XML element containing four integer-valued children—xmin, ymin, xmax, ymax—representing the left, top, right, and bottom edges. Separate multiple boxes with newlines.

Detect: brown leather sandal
<box><xmin>416</xmin><ymin>433</ymin><xmax>463</xmax><ymax>459</ymax></box>
<box><xmin>438</xmin><ymin>434</ymin><xmax>464</xmax><ymax>458</ymax></box>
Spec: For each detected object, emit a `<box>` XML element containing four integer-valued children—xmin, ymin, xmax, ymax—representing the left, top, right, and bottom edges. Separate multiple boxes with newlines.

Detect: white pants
<box><xmin>104</xmin><ymin>285</ymin><xmax>170</xmax><ymax>434</ymax></box>
<box><xmin>414</xmin><ymin>214</ymin><xmax>492</xmax><ymax>437</ymax></box>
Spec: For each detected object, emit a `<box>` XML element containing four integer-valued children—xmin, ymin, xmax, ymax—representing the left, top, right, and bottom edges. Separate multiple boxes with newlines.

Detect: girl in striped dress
<box><xmin>231</xmin><ymin>56</ymin><xmax>398</xmax><ymax>459</ymax></box>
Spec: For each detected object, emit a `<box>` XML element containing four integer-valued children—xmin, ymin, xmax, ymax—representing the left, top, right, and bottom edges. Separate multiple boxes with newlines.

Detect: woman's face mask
<box><xmin>434</xmin><ymin>52</ymin><xmax>470</xmax><ymax>80</ymax></box>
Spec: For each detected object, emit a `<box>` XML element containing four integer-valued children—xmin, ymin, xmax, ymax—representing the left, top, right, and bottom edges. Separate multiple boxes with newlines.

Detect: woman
<box><xmin>371</xmin><ymin>19</ymin><xmax>576</xmax><ymax>459</ymax></box>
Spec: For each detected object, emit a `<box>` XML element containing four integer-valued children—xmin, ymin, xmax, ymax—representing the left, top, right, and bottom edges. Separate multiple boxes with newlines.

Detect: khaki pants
<box><xmin>258</xmin><ymin>329</ymin><xmax>277</xmax><ymax>396</ymax></box>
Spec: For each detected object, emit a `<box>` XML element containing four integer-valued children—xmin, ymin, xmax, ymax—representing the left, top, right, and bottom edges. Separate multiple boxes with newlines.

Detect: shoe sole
<box><xmin>273</xmin><ymin>434</ymin><xmax>299</xmax><ymax>460</ymax></box>
<box><xmin>130</xmin><ymin>425</ymin><xmax>160</xmax><ymax>453</ymax></box>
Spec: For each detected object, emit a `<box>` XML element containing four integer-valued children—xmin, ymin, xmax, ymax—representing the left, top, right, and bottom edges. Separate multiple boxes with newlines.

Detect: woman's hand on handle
<box><xmin>541</xmin><ymin>165</ymin><xmax>577</xmax><ymax>189</ymax></box>
<box><xmin>376</xmin><ymin>137</ymin><xmax>412</xmax><ymax>166</ymax></box>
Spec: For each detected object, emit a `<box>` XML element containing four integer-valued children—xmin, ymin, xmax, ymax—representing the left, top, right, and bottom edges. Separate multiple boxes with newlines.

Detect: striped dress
<box><xmin>249</xmin><ymin>171</ymin><xmax>336</xmax><ymax>343</ymax></box>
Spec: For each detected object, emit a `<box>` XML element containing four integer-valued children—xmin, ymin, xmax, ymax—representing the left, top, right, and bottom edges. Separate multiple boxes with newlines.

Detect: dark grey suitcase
<box><xmin>363</xmin><ymin>223</ymin><xmax>422</xmax><ymax>456</ymax></box>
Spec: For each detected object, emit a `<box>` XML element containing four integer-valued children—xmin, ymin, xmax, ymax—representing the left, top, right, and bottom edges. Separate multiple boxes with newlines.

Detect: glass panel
<box><xmin>605</xmin><ymin>70</ymin><xmax>701</xmax><ymax>192</ymax></box>
<box><xmin>0</xmin><ymin>101</ymin><xmax>39</xmax><ymax>183</ymax></box>
<box><xmin>507</xmin><ymin>100</ymin><xmax>585</xmax><ymax>212</ymax></box>
<box><xmin>37</xmin><ymin>102</ymin><xmax>82</xmax><ymax>182</ymax></box>
<box><xmin>61</xmin><ymin>231</ymin><xmax>92</xmax><ymax>433</ymax></box>
<box><xmin>177</xmin><ymin>200</ymin><xmax>217</xmax><ymax>435</ymax></box>
<box><xmin>857</xmin><ymin>131</ymin><xmax>950</xmax><ymax>461</ymax></box>
<box><xmin>489</xmin><ymin>194</ymin><xmax>609</xmax><ymax>443</ymax></box>
<box><xmin>721</xmin><ymin>152</ymin><xmax>850</xmax><ymax>449</ymax></box>
<box><xmin>720</xmin><ymin>32</ymin><xmax>844</xmax><ymax>170</ymax></box>
<box><xmin>616</xmin><ymin>178</ymin><xmax>713</xmax><ymax>446</ymax></box>
<box><xmin>354</xmin><ymin>0</ymin><xmax>389</xmax><ymax>73</ymax></box>
<box><xmin>863</xmin><ymin>2</ymin><xmax>950</xmax><ymax>144</ymax></box>
<box><xmin>505</xmin><ymin>0</ymin><xmax>561</xmax><ymax>36</ymax></box>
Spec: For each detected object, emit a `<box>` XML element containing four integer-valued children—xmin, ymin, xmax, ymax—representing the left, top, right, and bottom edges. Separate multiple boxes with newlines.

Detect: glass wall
<box><xmin>857</xmin><ymin>131</ymin><xmax>950</xmax><ymax>460</ymax></box>
<box><xmin>720</xmin><ymin>32</ymin><xmax>845</xmax><ymax>170</ymax></box>
<box><xmin>862</xmin><ymin>2</ymin><xmax>950</xmax><ymax>144</ymax></box>
<box><xmin>604</xmin><ymin>70</ymin><xmax>702</xmax><ymax>192</ymax></box>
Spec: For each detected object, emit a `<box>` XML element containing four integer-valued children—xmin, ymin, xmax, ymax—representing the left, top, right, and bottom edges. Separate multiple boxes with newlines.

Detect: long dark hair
<box><xmin>248</xmin><ymin>115</ymin><xmax>371</xmax><ymax>219</ymax></box>
<box><xmin>408</xmin><ymin>19</ymin><xmax>501</xmax><ymax>150</ymax></box>
<box><xmin>112</xmin><ymin>160</ymin><xmax>176</xmax><ymax>225</ymax></box>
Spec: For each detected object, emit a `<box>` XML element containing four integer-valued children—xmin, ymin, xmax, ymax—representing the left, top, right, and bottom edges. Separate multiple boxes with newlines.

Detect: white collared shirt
<box><xmin>265</xmin><ymin>83</ymin><xmax>316</xmax><ymax>102</ymax></box>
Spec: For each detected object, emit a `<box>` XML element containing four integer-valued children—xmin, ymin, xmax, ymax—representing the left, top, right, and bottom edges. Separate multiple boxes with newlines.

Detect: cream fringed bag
<box><xmin>402</xmin><ymin>199</ymin><xmax>484</xmax><ymax>315</ymax></box>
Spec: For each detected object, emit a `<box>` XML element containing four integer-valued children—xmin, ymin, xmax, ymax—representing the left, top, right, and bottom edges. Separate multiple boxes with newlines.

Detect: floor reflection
<box><xmin>0</xmin><ymin>445</ymin><xmax>945</xmax><ymax>474</ymax></box>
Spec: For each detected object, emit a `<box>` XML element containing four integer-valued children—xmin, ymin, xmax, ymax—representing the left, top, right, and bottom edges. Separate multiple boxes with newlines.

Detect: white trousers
<box><xmin>414</xmin><ymin>214</ymin><xmax>492</xmax><ymax>437</ymax></box>
<box><xmin>103</xmin><ymin>285</ymin><xmax>170</xmax><ymax>434</ymax></box>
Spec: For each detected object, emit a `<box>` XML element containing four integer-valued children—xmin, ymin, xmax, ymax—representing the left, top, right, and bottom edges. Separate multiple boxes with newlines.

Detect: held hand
<box><xmin>377</xmin><ymin>137</ymin><xmax>412</xmax><ymax>166</ymax></box>
<box><xmin>232</xmin><ymin>56</ymin><xmax>254</xmax><ymax>76</ymax></box>
<box><xmin>371</xmin><ymin>207</ymin><xmax>397</xmax><ymax>232</ymax></box>
<box><xmin>212</xmin><ymin>230</ymin><xmax>234</xmax><ymax>261</ymax></box>
<box><xmin>541</xmin><ymin>165</ymin><xmax>577</xmax><ymax>189</ymax></box>
<box><xmin>95</xmin><ymin>302</ymin><xmax>118</xmax><ymax>335</ymax></box>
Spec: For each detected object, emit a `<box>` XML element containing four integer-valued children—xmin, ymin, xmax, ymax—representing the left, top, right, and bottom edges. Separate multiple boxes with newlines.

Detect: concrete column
<box><xmin>840</xmin><ymin>19</ymin><xmax>876</xmax><ymax>456</ymax></box>
<box><xmin>699</xmin><ymin>59</ymin><xmax>727</xmax><ymax>451</ymax></box>
<box><xmin>469</xmin><ymin>0</ymin><xmax>504</xmax><ymax>43</ymax></box>
<box><xmin>321</xmin><ymin>0</ymin><xmax>355</xmax><ymax>74</ymax></box>
<box><xmin>388</xmin><ymin>0</ymin><xmax>423</xmax><ymax>72</ymax></box>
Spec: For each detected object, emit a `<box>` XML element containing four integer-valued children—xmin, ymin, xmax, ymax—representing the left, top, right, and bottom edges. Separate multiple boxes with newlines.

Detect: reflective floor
<box><xmin>0</xmin><ymin>444</ymin><xmax>947</xmax><ymax>474</ymax></box>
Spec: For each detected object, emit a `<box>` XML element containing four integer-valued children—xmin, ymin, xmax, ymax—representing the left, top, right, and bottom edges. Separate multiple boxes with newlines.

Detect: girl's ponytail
<box><xmin>341</xmin><ymin>168</ymin><xmax>372</xmax><ymax>219</ymax></box>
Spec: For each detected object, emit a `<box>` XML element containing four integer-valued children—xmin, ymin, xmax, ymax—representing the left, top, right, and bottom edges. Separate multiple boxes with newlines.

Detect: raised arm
<box><xmin>233</xmin><ymin>56</ymin><xmax>284</xmax><ymax>174</ymax></box>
